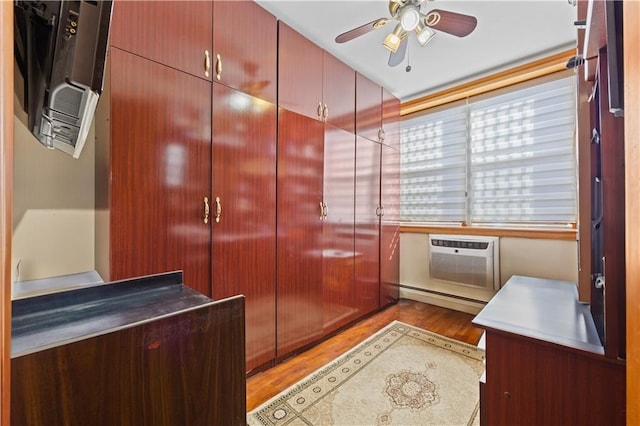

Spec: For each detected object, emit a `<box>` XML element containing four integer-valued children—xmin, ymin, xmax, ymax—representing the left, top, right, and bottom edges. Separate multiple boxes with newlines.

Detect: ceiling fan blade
<box><xmin>424</xmin><ymin>9</ymin><xmax>477</xmax><ymax>37</ymax></box>
<box><xmin>388</xmin><ymin>37</ymin><xmax>408</xmax><ymax>67</ymax></box>
<box><xmin>335</xmin><ymin>18</ymin><xmax>388</xmax><ymax>43</ymax></box>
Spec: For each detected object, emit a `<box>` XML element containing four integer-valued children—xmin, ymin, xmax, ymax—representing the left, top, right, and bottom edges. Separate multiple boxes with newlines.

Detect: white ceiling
<box><xmin>255</xmin><ymin>0</ymin><xmax>578</xmax><ymax>102</ymax></box>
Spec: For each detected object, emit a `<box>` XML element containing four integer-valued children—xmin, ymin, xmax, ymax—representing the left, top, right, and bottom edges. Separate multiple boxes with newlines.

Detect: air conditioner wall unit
<box><xmin>428</xmin><ymin>234</ymin><xmax>500</xmax><ymax>291</ymax></box>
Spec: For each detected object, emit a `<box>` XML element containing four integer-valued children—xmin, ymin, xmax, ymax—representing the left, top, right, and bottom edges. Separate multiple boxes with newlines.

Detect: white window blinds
<box><xmin>401</xmin><ymin>75</ymin><xmax>577</xmax><ymax>226</ymax></box>
<box><xmin>401</xmin><ymin>104</ymin><xmax>467</xmax><ymax>222</ymax></box>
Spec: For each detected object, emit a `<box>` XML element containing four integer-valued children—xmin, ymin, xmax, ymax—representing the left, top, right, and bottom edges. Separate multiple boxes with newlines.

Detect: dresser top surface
<box><xmin>472</xmin><ymin>275</ymin><xmax>603</xmax><ymax>354</ymax></box>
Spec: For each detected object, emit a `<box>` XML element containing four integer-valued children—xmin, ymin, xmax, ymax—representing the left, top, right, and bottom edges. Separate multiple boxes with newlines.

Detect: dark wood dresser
<box><xmin>473</xmin><ymin>275</ymin><xmax>625</xmax><ymax>425</ymax></box>
<box><xmin>11</xmin><ymin>271</ymin><xmax>246</xmax><ymax>426</ymax></box>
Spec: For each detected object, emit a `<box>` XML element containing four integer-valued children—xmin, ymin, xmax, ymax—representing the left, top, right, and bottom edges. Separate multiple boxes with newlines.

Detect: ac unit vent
<box><xmin>429</xmin><ymin>234</ymin><xmax>500</xmax><ymax>290</ymax></box>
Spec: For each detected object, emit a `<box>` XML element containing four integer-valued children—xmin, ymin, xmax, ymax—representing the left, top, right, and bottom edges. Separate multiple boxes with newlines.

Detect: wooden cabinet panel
<box><xmin>11</xmin><ymin>279</ymin><xmax>246</xmax><ymax>426</ymax></box>
<box><xmin>380</xmin><ymin>144</ymin><xmax>400</xmax><ymax>307</ymax></box>
<box><xmin>110</xmin><ymin>1</ymin><xmax>213</xmax><ymax>81</ymax></box>
<box><xmin>485</xmin><ymin>332</ymin><xmax>625</xmax><ymax>426</ymax></box>
<box><xmin>211</xmin><ymin>83</ymin><xmax>277</xmax><ymax>372</ymax></box>
<box><xmin>278</xmin><ymin>22</ymin><xmax>323</xmax><ymax>120</ymax></box>
<box><xmin>595</xmin><ymin>49</ymin><xmax>626</xmax><ymax>359</ymax></box>
<box><xmin>356</xmin><ymin>73</ymin><xmax>382</xmax><ymax>143</ymax></box>
<box><xmin>109</xmin><ymin>48</ymin><xmax>212</xmax><ymax>297</ymax></box>
<box><xmin>382</xmin><ymin>89</ymin><xmax>401</xmax><ymax>149</ymax></box>
<box><xmin>322</xmin><ymin>125</ymin><xmax>356</xmax><ymax>334</ymax></box>
<box><xmin>277</xmin><ymin>109</ymin><xmax>324</xmax><ymax>356</ymax></box>
<box><xmin>212</xmin><ymin>1</ymin><xmax>277</xmax><ymax>104</ymax></box>
<box><xmin>354</xmin><ymin>136</ymin><xmax>381</xmax><ymax>315</ymax></box>
<box><xmin>323</xmin><ymin>52</ymin><xmax>355</xmax><ymax>133</ymax></box>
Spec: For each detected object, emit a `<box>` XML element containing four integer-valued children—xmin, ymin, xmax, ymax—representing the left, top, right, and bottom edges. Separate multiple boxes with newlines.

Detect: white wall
<box><xmin>12</xmin><ymin>113</ymin><xmax>96</xmax><ymax>283</ymax></box>
<box><xmin>400</xmin><ymin>232</ymin><xmax>579</xmax><ymax>314</ymax></box>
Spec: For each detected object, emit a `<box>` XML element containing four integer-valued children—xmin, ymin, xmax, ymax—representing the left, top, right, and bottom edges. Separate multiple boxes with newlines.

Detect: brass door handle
<box><xmin>203</xmin><ymin>197</ymin><xmax>210</xmax><ymax>224</ymax></box>
<box><xmin>215</xmin><ymin>197</ymin><xmax>222</xmax><ymax>223</ymax></box>
<box><xmin>215</xmin><ymin>54</ymin><xmax>222</xmax><ymax>80</ymax></box>
<box><xmin>204</xmin><ymin>50</ymin><xmax>211</xmax><ymax>78</ymax></box>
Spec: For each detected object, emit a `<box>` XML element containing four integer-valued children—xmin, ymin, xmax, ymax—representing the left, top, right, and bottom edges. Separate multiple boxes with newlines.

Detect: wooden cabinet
<box><xmin>278</xmin><ymin>22</ymin><xmax>323</xmax><ymax>120</ymax></box>
<box><xmin>473</xmin><ymin>276</ymin><xmax>626</xmax><ymax>426</ymax></box>
<box><xmin>279</xmin><ymin>23</ymin><xmax>356</xmax><ymax>131</ymax></box>
<box><xmin>212</xmin><ymin>1</ymin><xmax>277</xmax><ymax>104</ymax></box>
<box><xmin>11</xmin><ymin>272</ymin><xmax>246</xmax><ymax>426</ymax></box>
<box><xmin>322</xmin><ymin>124</ymin><xmax>356</xmax><ymax>335</ymax></box>
<box><xmin>105</xmin><ymin>1</ymin><xmax>400</xmax><ymax>367</ymax></box>
<box><xmin>382</xmin><ymin>88</ymin><xmax>401</xmax><ymax>149</ymax></box>
<box><xmin>276</xmin><ymin>109</ymin><xmax>325</xmax><ymax>357</ymax></box>
<box><xmin>354</xmin><ymin>136</ymin><xmax>381</xmax><ymax>316</ymax></box>
<box><xmin>107</xmin><ymin>47</ymin><xmax>212</xmax><ymax>297</ymax></box>
<box><xmin>211</xmin><ymin>83</ymin><xmax>277</xmax><ymax>372</ymax></box>
<box><xmin>380</xmin><ymin>144</ymin><xmax>400</xmax><ymax>307</ymax></box>
<box><xmin>110</xmin><ymin>1</ymin><xmax>213</xmax><ymax>81</ymax></box>
<box><xmin>356</xmin><ymin>73</ymin><xmax>383</xmax><ymax>143</ymax></box>
<box><xmin>323</xmin><ymin>52</ymin><xmax>356</xmax><ymax>133</ymax></box>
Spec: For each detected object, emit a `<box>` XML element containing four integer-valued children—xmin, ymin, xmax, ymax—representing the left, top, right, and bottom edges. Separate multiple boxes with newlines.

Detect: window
<box><xmin>401</xmin><ymin>75</ymin><xmax>577</xmax><ymax>227</ymax></box>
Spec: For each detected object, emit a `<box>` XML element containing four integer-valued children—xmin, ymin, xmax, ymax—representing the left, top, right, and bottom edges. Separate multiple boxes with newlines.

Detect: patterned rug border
<box><xmin>247</xmin><ymin>320</ymin><xmax>485</xmax><ymax>426</ymax></box>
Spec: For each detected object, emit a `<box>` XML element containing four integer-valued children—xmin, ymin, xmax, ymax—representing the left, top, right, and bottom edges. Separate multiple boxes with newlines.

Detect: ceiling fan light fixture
<box><xmin>415</xmin><ymin>22</ymin><xmax>436</xmax><ymax>46</ymax></box>
<box><xmin>383</xmin><ymin>24</ymin><xmax>404</xmax><ymax>53</ymax></box>
<box><xmin>399</xmin><ymin>5</ymin><xmax>420</xmax><ymax>31</ymax></box>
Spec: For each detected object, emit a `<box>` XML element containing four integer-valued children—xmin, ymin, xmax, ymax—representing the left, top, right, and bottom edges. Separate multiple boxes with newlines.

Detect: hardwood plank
<box><xmin>247</xmin><ymin>299</ymin><xmax>484</xmax><ymax>411</ymax></box>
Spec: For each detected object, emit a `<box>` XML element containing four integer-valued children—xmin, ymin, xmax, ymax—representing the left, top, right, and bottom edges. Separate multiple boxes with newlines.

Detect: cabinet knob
<box><xmin>203</xmin><ymin>197</ymin><xmax>210</xmax><ymax>224</ymax></box>
<box><xmin>215</xmin><ymin>54</ymin><xmax>222</xmax><ymax>81</ymax></box>
<box><xmin>323</xmin><ymin>104</ymin><xmax>329</xmax><ymax>122</ymax></box>
<box><xmin>504</xmin><ymin>391</ymin><xmax>511</xmax><ymax>399</ymax></box>
<box><xmin>317</xmin><ymin>102</ymin><xmax>323</xmax><ymax>120</ymax></box>
<box><xmin>204</xmin><ymin>50</ymin><xmax>211</xmax><ymax>78</ymax></box>
<box><xmin>378</xmin><ymin>128</ymin><xmax>386</xmax><ymax>142</ymax></box>
<box><xmin>215</xmin><ymin>197</ymin><xmax>222</xmax><ymax>223</ymax></box>
<box><xmin>319</xmin><ymin>201</ymin><xmax>325</xmax><ymax>221</ymax></box>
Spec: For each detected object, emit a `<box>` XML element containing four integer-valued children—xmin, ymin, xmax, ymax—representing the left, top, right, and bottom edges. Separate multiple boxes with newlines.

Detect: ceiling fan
<box><xmin>335</xmin><ymin>0</ymin><xmax>478</xmax><ymax>67</ymax></box>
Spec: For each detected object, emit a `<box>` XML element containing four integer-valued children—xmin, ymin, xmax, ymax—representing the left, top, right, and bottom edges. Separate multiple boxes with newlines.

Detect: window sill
<box><xmin>399</xmin><ymin>224</ymin><xmax>577</xmax><ymax>241</ymax></box>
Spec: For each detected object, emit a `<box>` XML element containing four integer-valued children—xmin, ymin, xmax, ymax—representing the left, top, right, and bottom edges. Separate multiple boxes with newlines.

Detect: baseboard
<box><xmin>399</xmin><ymin>286</ymin><xmax>486</xmax><ymax>315</ymax></box>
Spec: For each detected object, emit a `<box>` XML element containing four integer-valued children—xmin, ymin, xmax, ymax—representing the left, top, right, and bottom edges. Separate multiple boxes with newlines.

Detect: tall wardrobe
<box><xmin>97</xmin><ymin>0</ymin><xmax>400</xmax><ymax>373</ymax></box>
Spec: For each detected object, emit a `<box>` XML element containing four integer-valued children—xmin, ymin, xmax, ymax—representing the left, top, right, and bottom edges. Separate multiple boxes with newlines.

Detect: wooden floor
<box><xmin>246</xmin><ymin>299</ymin><xmax>484</xmax><ymax>411</ymax></box>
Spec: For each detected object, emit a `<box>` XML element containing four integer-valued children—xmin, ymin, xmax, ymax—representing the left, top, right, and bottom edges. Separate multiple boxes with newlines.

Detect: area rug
<box><xmin>247</xmin><ymin>321</ymin><xmax>485</xmax><ymax>426</ymax></box>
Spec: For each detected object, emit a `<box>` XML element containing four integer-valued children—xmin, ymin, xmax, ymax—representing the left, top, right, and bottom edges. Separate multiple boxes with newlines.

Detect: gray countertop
<box><xmin>11</xmin><ymin>271</ymin><xmax>215</xmax><ymax>358</ymax></box>
<box><xmin>472</xmin><ymin>275</ymin><xmax>604</xmax><ymax>355</ymax></box>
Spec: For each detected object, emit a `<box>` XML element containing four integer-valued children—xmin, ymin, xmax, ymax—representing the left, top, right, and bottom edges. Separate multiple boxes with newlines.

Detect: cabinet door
<box><xmin>277</xmin><ymin>109</ymin><xmax>325</xmax><ymax>357</ymax></box>
<box><xmin>278</xmin><ymin>22</ymin><xmax>323</xmax><ymax>120</ymax></box>
<box><xmin>382</xmin><ymin>89</ymin><xmax>401</xmax><ymax>149</ymax></box>
<box><xmin>380</xmin><ymin>144</ymin><xmax>400</xmax><ymax>307</ymax></box>
<box><xmin>356</xmin><ymin>73</ymin><xmax>382</xmax><ymax>142</ymax></box>
<box><xmin>322</xmin><ymin>124</ymin><xmax>356</xmax><ymax>334</ymax></box>
<box><xmin>212</xmin><ymin>1</ymin><xmax>277</xmax><ymax>104</ymax></box>
<box><xmin>110</xmin><ymin>1</ymin><xmax>213</xmax><ymax>80</ymax></box>
<box><xmin>354</xmin><ymin>136</ymin><xmax>381</xmax><ymax>316</ymax></box>
<box><xmin>109</xmin><ymin>48</ymin><xmax>212</xmax><ymax>296</ymax></box>
<box><xmin>323</xmin><ymin>52</ymin><xmax>355</xmax><ymax>133</ymax></box>
<box><xmin>211</xmin><ymin>83</ymin><xmax>277</xmax><ymax>372</ymax></box>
